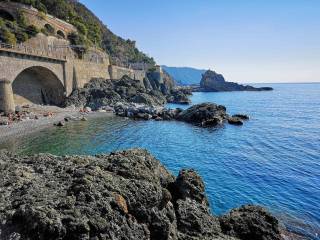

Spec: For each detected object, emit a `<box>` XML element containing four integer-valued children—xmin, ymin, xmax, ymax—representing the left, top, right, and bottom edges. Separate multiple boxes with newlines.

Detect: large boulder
<box><xmin>219</xmin><ymin>205</ymin><xmax>282</xmax><ymax>240</ymax></box>
<box><xmin>176</xmin><ymin>103</ymin><xmax>227</xmax><ymax>127</ymax></box>
<box><xmin>172</xmin><ymin>169</ymin><xmax>209</xmax><ymax>206</ymax></box>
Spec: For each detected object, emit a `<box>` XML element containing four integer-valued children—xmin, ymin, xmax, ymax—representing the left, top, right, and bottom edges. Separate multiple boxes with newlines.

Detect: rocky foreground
<box><xmin>0</xmin><ymin>149</ymin><xmax>283</xmax><ymax>240</ymax></box>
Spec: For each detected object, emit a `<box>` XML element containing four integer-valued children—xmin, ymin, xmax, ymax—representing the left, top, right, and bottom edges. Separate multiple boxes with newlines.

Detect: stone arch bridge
<box><xmin>0</xmin><ymin>43</ymin><xmax>110</xmax><ymax>113</ymax></box>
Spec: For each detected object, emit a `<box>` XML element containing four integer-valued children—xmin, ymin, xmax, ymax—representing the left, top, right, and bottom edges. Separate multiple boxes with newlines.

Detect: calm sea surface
<box><xmin>1</xmin><ymin>83</ymin><xmax>319</xmax><ymax>239</ymax></box>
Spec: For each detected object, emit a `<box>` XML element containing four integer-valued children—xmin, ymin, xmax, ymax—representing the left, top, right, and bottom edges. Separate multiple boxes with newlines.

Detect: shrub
<box><xmin>16</xmin><ymin>31</ymin><xmax>28</xmax><ymax>42</ymax></box>
<box><xmin>17</xmin><ymin>10</ymin><xmax>27</xmax><ymax>28</ymax></box>
<box><xmin>38</xmin><ymin>11</ymin><xmax>46</xmax><ymax>20</ymax></box>
<box><xmin>26</xmin><ymin>25</ymin><xmax>39</xmax><ymax>37</ymax></box>
<box><xmin>3</xmin><ymin>30</ymin><xmax>17</xmax><ymax>45</ymax></box>
<box><xmin>71</xmin><ymin>20</ymin><xmax>88</xmax><ymax>36</ymax></box>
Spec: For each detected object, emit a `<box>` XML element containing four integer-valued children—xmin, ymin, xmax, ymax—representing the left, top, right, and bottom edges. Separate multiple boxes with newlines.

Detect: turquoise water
<box><xmin>1</xmin><ymin>83</ymin><xmax>319</xmax><ymax>239</ymax></box>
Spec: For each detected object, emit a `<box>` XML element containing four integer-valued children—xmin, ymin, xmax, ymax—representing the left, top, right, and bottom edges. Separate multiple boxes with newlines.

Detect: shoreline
<box><xmin>0</xmin><ymin>105</ymin><xmax>113</xmax><ymax>145</ymax></box>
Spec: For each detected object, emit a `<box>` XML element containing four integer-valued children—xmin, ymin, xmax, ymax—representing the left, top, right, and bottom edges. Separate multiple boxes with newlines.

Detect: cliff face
<box><xmin>0</xmin><ymin>149</ymin><xmax>282</xmax><ymax>240</ymax></box>
<box><xmin>200</xmin><ymin>70</ymin><xmax>273</xmax><ymax>92</ymax></box>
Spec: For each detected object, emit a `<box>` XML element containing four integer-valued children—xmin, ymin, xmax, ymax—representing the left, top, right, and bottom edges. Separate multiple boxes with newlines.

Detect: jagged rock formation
<box><xmin>65</xmin><ymin>75</ymin><xmax>190</xmax><ymax>110</ymax></box>
<box><xmin>65</xmin><ymin>76</ymin><xmax>167</xmax><ymax>109</ymax></box>
<box><xmin>0</xmin><ymin>149</ymin><xmax>282</xmax><ymax>240</ymax></box>
<box><xmin>199</xmin><ymin>70</ymin><xmax>273</xmax><ymax>92</ymax></box>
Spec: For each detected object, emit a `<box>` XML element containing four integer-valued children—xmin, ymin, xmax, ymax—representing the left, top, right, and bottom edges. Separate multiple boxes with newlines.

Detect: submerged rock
<box><xmin>0</xmin><ymin>149</ymin><xmax>283</xmax><ymax>240</ymax></box>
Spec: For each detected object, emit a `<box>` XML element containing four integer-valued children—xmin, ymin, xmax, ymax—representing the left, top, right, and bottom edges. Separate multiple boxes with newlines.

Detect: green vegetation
<box><xmin>2</xmin><ymin>0</ymin><xmax>155</xmax><ymax>66</ymax></box>
<box><xmin>0</xmin><ymin>5</ymin><xmax>40</xmax><ymax>44</ymax></box>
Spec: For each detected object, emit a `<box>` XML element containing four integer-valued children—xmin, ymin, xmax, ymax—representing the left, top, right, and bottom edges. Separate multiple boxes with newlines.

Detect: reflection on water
<box><xmin>1</xmin><ymin>83</ymin><xmax>320</xmax><ymax>239</ymax></box>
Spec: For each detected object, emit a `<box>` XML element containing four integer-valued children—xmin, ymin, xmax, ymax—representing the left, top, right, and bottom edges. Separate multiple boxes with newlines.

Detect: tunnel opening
<box><xmin>12</xmin><ymin>66</ymin><xmax>65</xmax><ymax>106</ymax></box>
<box><xmin>0</xmin><ymin>9</ymin><xmax>15</xmax><ymax>21</ymax></box>
<box><xmin>57</xmin><ymin>30</ymin><xmax>65</xmax><ymax>39</ymax></box>
<box><xmin>44</xmin><ymin>23</ymin><xmax>55</xmax><ymax>35</ymax></box>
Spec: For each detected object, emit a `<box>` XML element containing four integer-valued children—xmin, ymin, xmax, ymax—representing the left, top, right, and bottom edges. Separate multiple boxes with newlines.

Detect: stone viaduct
<box><xmin>0</xmin><ymin>1</ymin><xmax>160</xmax><ymax>113</ymax></box>
<box><xmin>0</xmin><ymin>43</ymin><xmax>111</xmax><ymax>113</ymax></box>
<box><xmin>0</xmin><ymin>43</ymin><xmax>157</xmax><ymax>113</ymax></box>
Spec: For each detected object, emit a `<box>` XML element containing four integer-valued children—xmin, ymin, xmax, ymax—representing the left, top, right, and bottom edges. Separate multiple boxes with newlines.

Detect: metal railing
<box><xmin>0</xmin><ymin>42</ymin><xmax>67</xmax><ymax>61</ymax></box>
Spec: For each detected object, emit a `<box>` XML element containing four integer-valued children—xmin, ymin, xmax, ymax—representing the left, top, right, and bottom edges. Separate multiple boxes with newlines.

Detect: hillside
<box><xmin>0</xmin><ymin>0</ymin><xmax>155</xmax><ymax>67</ymax></box>
<box><xmin>162</xmin><ymin>66</ymin><xmax>206</xmax><ymax>86</ymax></box>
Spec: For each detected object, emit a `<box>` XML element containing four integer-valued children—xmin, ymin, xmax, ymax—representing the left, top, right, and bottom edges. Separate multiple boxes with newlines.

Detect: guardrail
<box><xmin>0</xmin><ymin>42</ymin><xmax>67</xmax><ymax>61</ymax></box>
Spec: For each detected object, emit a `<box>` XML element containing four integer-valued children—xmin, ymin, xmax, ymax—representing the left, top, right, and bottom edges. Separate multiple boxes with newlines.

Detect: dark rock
<box><xmin>177</xmin><ymin>103</ymin><xmax>227</xmax><ymax>127</ymax></box>
<box><xmin>201</xmin><ymin>118</ymin><xmax>223</xmax><ymax>127</ymax></box>
<box><xmin>15</xmin><ymin>105</ymin><xmax>23</xmax><ymax>113</ymax></box>
<box><xmin>0</xmin><ymin>150</ymin><xmax>283</xmax><ymax>240</ymax></box>
<box><xmin>219</xmin><ymin>205</ymin><xmax>282</xmax><ymax>240</ymax></box>
<box><xmin>199</xmin><ymin>70</ymin><xmax>273</xmax><ymax>92</ymax></box>
<box><xmin>173</xmin><ymin>169</ymin><xmax>209</xmax><ymax>206</ymax></box>
<box><xmin>64</xmin><ymin>116</ymin><xmax>72</xmax><ymax>122</ymax></box>
<box><xmin>55</xmin><ymin>121</ymin><xmax>65</xmax><ymax>127</ymax></box>
<box><xmin>65</xmin><ymin>76</ymin><xmax>168</xmax><ymax>110</ymax></box>
<box><xmin>176</xmin><ymin>198</ymin><xmax>224</xmax><ymax>239</ymax></box>
<box><xmin>228</xmin><ymin>117</ymin><xmax>243</xmax><ymax>126</ymax></box>
<box><xmin>154</xmin><ymin>116</ymin><xmax>163</xmax><ymax>121</ymax></box>
<box><xmin>135</xmin><ymin>113</ymin><xmax>152</xmax><ymax>120</ymax></box>
<box><xmin>0</xmin><ymin>121</ymin><xmax>9</xmax><ymax>125</ymax></box>
<box><xmin>167</xmin><ymin>88</ymin><xmax>192</xmax><ymax>105</ymax></box>
<box><xmin>232</xmin><ymin>114</ymin><xmax>249</xmax><ymax>120</ymax></box>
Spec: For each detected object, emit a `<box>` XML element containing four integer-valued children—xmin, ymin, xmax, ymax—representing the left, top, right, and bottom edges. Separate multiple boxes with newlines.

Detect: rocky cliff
<box><xmin>0</xmin><ymin>149</ymin><xmax>283</xmax><ymax>240</ymax></box>
<box><xmin>65</xmin><ymin>75</ymin><xmax>190</xmax><ymax>109</ymax></box>
<box><xmin>199</xmin><ymin>70</ymin><xmax>273</xmax><ymax>92</ymax></box>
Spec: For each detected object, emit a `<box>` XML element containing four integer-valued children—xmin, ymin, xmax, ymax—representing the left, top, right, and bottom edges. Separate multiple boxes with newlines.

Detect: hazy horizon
<box><xmin>80</xmin><ymin>0</ymin><xmax>320</xmax><ymax>83</ymax></box>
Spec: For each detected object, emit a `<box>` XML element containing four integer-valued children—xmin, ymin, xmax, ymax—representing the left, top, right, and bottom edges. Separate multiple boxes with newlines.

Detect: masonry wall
<box><xmin>108</xmin><ymin>65</ymin><xmax>146</xmax><ymax>81</ymax></box>
<box><xmin>64</xmin><ymin>60</ymin><xmax>110</xmax><ymax>95</ymax></box>
<box><xmin>0</xmin><ymin>52</ymin><xmax>65</xmax><ymax>85</ymax></box>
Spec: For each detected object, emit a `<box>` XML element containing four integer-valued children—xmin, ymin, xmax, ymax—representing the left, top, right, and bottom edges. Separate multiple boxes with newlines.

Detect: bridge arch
<box><xmin>12</xmin><ymin>66</ymin><xmax>65</xmax><ymax>106</ymax></box>
<box><xmin>57</xmin><ymin>30</ymin><xmax>65</xmax><ymax>39</ymax></box>
<box><xmin>44</xmin><ymin>23</ymin><xmax>55</xmax><ymax>34</ymax></box>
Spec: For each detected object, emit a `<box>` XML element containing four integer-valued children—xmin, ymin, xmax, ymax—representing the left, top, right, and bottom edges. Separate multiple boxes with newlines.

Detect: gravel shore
<box><xmin>0</xmin><ymin>105</ymin><xmax>113</xmax><ymax>144</ymax></box>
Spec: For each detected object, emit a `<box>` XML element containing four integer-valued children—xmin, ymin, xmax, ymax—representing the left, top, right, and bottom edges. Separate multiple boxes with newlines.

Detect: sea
<box><xmin>1</xmin><ymin>83</ymin><xmax>319</xmax><ymax>239</ymax></box>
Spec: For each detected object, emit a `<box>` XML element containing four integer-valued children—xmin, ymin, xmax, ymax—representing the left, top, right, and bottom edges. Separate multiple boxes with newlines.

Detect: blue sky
<box><xmin>80</xmin><ymin>0</ymin><xmax>320</xmax><ymax>83</ymax></box>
